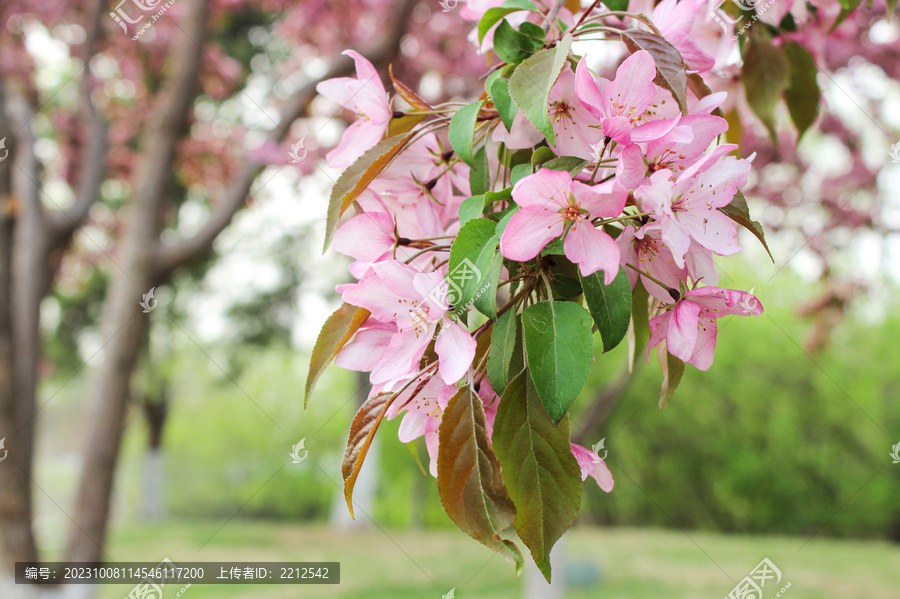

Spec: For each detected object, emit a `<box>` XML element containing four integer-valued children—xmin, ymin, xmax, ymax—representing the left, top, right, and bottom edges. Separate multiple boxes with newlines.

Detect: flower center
<box><xmin>635</xmin><ymin>236</ymin><xmax>661</xmax><ymax>263</ymax></box>
<box><xmin>551</xmin><ymin>100</ymin><xmax>572</xmax><ymax>122</ymax></box>
<box><xmin>561</xmin><ymin>203</ymin><xmax>584</xmax><ymax>224</ymax></box>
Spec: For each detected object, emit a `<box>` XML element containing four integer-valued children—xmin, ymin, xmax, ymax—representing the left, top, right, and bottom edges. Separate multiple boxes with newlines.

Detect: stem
<box><xmin>390</xmin><ymin>361</ymin><xmax>440</xmax><ymax>413</ymax></box>
<box><xmin>596</xmin><ymin>211</ymin><xmax>653</xmax><ymax>225</ymax></box>
<box><xmin>573</xmin><ymin>0</ymin><xmax>603</xmax><ymax>30</ymax></box>
<box><xmin>403</xmin><ymin>244</ymin><xmax>452</xmax><ymax>263</ymax></box>
<box><xmin>543</xmin><ymin>0</ymin><xmax>568</xmax><ymax>33</ymax></box>
<box><xmin>624</xmin><ymin>263</ymin><xmax>681</xmax><ymax>301</ymax></box>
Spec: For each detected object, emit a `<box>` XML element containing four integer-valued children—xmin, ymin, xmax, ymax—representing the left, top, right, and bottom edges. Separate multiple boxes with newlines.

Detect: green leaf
<box><xmin>508</xmin><ymin>34</ymin><xmax>573</xmax><ymax>145</ymax></box>
<box><xmin>518</xmin><ymin>21</ymin><xmax>546</xmax><ymax>41</ymax></box>
<box><xmin>831</xmin><ymin>0</ymin><xmax>862</xmax><ymax>30</ymax></box>
<box><xmin>492</xmin><ymin>371</ymin><xmax>583</xmax><ymax>582</ymax></box>
<box><xmin>478</xmin><ymin>0</ymin><xmax>539</xmax><ymax>43</ymax></box>
<box><xmin>459</xmin><ymin>194</ymin><xmax>486</xmax><ymax>225</ymax></box>
<box><xmin>522</xmin><ymin>300</ymin><xmax>594</xmax><ymax>422</ymax></box>
<box><xmin>448</xmin><ymin>219</ymin><xmax>500</xmax><ymax>319</ymax></box>
<box><xmin>541</xmin><ymin>156</ymin><xmax>589</xmax><ymax>177</ymax></box>
<box><xmin>718</xmin><ymin>189</ymin><xmax>773</xmax><ymax>261</ymax></box>
<box><xmin>531</xmin><ymin>146</ymin><xmax>557</xmax><ymax>170</ymax></box>
<box><xmin>305</xmin><ymin>303</ymin><xmax>369</xmax><ymax>405</ymax></box>
<box><xmin>495</xmin><ymin>204</ymin><xmax>519</xmax><ymax>235</ymax></box>
<box><xmin>659</xmin><ymin>350</ymin><xmax>685</xmax><ymax>410</ymax></box>
<box><xmin>628</xmin><ymin>278</ymin><xmax>650</xmax><ymax>372</ymax></box>
<box><xmin>604</xmin><ymin>0</ymin><xmax>629</xmax><ymax>10</ymax></box>
<box><xmin>783</xmin><ymin>42</ymin><xmax>820</xmax><ymax>139</ymax></box>
<box><xmin>490</xmin><ymin>77</ymin><xmax>519</xmax><ymax>131</ymax></box>
<box><xmin>324</xmin><ymin>133</ymin><xmax>413</xmax><ymax>251</ymax></box>
<box><xmin>485</xmin><ymin>186</ymin><xmax>513</xmax><ymax>209</ymax></box>
<box><xmin>449</xmin><ymin>100</ymin><xmax>485</xmax><ymax>168</ymax></box>
<box><xmin>488</xmin><ymin>308</ymin><xmax>521</xmax><ymax>391</ymax></box>
<box><xmin>438</xmin><ymin>386</ymin><xmax>524</xmax><ymax>575</ymax></box>
<box><xmin>511</xmin><ymin>163</ymin><xmax>533</xmax><ymax>185</ymax></box>
<box><xmin>741</xmin><ymin>28</ymin><xmax>788</xmax><ymax>141</ymax></box>
<box><xmin>493</xmin><ymin>20</ymin><xmax>544</xmax><ymax>64</ymax></box>
<box><xmin>620</xmin><ymin>29</ymin><xmax>688</xmax><ymax>114</ymax></box>
<box><xmin>470</xmin><ymin>145</ymin><xmax>490</xmax><ymax>196</ymax></box>
<box><xmin>474</xmin><ymin>251</ymin><xmax>504</xmax><ymax>319</ymax></box>
<box><xmin>580</xmin><ymin>267</ymin><xmax>632</xmax><ymax>353</ymax></box>
<box><xmin>887</xmin><ymin>0</ymin><xmax>898</xmax><ymax>19</ymax></box>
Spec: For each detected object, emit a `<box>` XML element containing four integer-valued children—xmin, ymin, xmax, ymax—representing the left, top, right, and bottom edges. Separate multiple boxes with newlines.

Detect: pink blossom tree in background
<box><xmin>0</xmin><ymin>0</ymin><xmax>896</xmax><ymax>590</ymax></box>
<box><xmin>0</xmin><ymin>0</ymin><xmax>479</xmax><ymax>579</ymax></box>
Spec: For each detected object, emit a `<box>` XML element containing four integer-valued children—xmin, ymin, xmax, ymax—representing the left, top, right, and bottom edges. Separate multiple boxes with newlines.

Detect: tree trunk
<box><xmin>523</xmin><ymin>534</ymin><xmax>566</xmax><ymax>599</ymax></box>
<box><xmin>140</xmin><ymin>394</ymin><xmax>168</xmax><ymax>521</ymax></box>
<box><xmin>0</xmin><ymin>70</ymin><xmax>40</xmax><ymax>586</ymax></box>
<box><xmin>63</xmin><ymin>0</ymin><xmax>210</xmax><ymax>564</ymax></box>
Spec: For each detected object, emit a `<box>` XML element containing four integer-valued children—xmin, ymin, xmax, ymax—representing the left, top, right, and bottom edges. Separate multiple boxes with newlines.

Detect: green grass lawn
<box><xmin>92</xmin><ymin>521</ymin><xmax>900</xmax><ymax>599</ymax></box>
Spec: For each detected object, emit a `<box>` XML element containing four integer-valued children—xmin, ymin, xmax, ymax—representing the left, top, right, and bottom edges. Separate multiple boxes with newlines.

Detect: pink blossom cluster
<box><xmin>316</xmin><ymin>0</ymin><xmax>772</xmax><ymax>493</ymax></box>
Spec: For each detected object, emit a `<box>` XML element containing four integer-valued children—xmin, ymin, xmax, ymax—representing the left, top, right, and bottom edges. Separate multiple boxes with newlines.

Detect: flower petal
<box><xmin>564</xmin><ymin>223</ymin><xmax>621</xmax><ymax>284</ymax></box>
<box><xmin>665</xmin><ymin>300</ymin><xmax>702</xmax><ymax>364</ymax></box>
<box><xmin>500</xmin><ymin>207</ymin><xmax>564</xmax><ymax>262</ymax></box>
<box><xmin>435</xmin><ymin>320</ymin><xmax>477</xmax><ymax>384</ymax></box>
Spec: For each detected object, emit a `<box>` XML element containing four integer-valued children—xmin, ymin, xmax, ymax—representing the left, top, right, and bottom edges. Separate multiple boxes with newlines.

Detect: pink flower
<box><xmin>337</xmin><ymin>261</ymin><xmax>476</xmax><ymax>385</ymax></box>
<box><xmin>385</xmin><ymin>374</ymin><xmax>458</xmax><ymax>477</ymax></box>
<box><xmin>650</xmin><ymin>0</ymin><xmax>716</xmax><ymax>72</ymax></box>
<box><xmin>617</xmin><ymin>225</ymin><xmax>686</xmax><ymax>302</ymax></box>
<box><xmin>332</xmin><ymin>211</ymin><xmax>397</xmax><ymax>276</ymax></box>
<box><xmin>570</xmin><ymin>443</ymin><xmax>614</xmax><ymax>492</ymax></box>
<box><xmin>548</xmin><ymin>67</ymin><xmax>604</xmax><ymax>159</ymax></box>
<box><xmin>616</xmin><ymin>114</ymin><xmax>729</xmax><ymax>190</ymax></box>
<box><xmin>499</xmin><ymin>169</ymin><xmax>627</xmax><ymax>283</ymax></box>
<box><xmin>575</xmin><ymin>51</ymin><xmax>681</xmax><ymax>147</ymax></box>
<box><xmin>634</xmin><ymin>149</ymin><xmax>749</xmax><ymax>267</ymax></box>
<box><xmin>647</xmin><ymin>286</ymin><xmax>763</xmax><ymax>370</ymax></box>
<box><xmin>316</xmin><ymin>50</ymin><xmax>391</xmax><ymax>169</ymax></box>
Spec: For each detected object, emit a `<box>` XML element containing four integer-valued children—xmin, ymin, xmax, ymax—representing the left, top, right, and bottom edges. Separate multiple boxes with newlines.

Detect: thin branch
<box><xmin>128</xmin><ymin>0</ymin><xmax>211</xmax><ymax>251</ymax></box>
<box><xmin>48</xmin><ymin>0</ymin><xmax>108</xmax><ymax>240</ymax></box>
<box><xmin>571</xmin><ymin>368</ymin><xmax>634</xmax><ymax>445</ymax></box>
<box><xmin>156</xmin><ymin>0</ymin><xmax>420</xmax><ymax>276</ymax></box>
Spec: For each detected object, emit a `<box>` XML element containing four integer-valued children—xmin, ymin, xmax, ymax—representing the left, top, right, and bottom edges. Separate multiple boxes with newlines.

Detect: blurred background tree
<box><xmin>0</xmin><ymin>0</ymin><xmax>898</xmax><ymax>597</ymax></box>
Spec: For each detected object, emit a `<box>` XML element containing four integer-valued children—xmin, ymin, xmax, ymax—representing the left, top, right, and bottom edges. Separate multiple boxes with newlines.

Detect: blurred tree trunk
<box><xmin>571</xmin><ymin>369</ymin><xmax>633</xmax><ymax>446</ymax></box>
<box><xmin>523</xmin><ymin>535</ymin><xmax>565</xmax><ymax>599</ymax></box>
<box><xmin>63</xmin><ymin>0</ymin><xmax>211</xmax><ymax>563</ymax></box>
<box><xmin>140</xmin><ymin>389</ymin><xmax>169</xmax><ymax>521</ymax></box>
<box><xmin>0</xmin><ymin>0</ymin><xmax>106</xmax><ymax>575</ymax></box>
<box><xmin>63</xmin><ymin>0</ymin><xmax>420</xmax><ymax>564</ymax></box>
<box><xmin>0</xmin><ymin>68</ymin><xmax>39</xmax><ymax>583</ymax></box>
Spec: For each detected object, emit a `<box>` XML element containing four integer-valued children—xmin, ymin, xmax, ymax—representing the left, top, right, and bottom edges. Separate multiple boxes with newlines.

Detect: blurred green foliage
<box><xmin>44</xmin><ymin>271</ymin><xmax>897</xmax><ymax>542</ymax></box>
